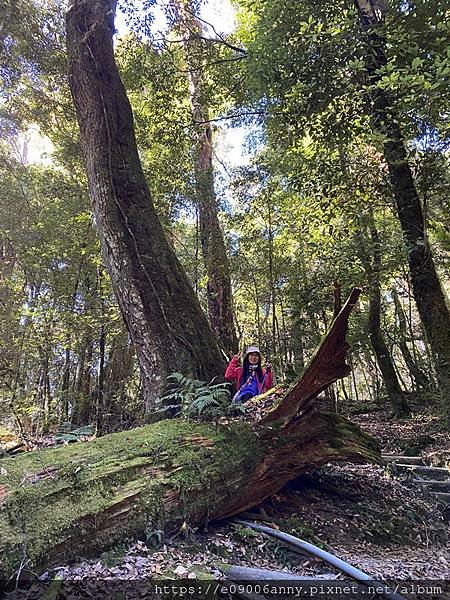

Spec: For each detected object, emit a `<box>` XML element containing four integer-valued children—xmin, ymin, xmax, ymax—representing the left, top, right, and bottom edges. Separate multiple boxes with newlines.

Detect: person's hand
<box><xmin>234</xmin><ymin>351</ymin><xmax>242</xmax><ymax>361</ymax></box>
<box><xmin>265</xmin><ymin>362</ymin><xmax>272</xmax><ymax>371</ymax></box>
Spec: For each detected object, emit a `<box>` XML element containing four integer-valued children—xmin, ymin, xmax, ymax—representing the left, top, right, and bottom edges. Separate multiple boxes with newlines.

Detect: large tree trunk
<box><xmin>354</xmin><ymin>0</ymin><xmax>450</xmax><ymax>413</ymax></box>
<box><xmin>176</xmin><ymin>0</ymin><xmax>238</xmax><ymax>355</ymax></box>
<box><xmin>0</xmin><ymin>289</ymin><xmax>379</xmax><ymax>580</ymax></box>
<box><xmin>66</xmin><ymin>0</ymin><xmax>225</xmax><ymax>411</ymax></box>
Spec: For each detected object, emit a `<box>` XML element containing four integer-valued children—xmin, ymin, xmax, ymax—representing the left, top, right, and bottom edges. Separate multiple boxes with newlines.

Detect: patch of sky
<box><xmin>19</xmin><ymin>125</ymin><xmax>54</xmax><ymax>165</ymax></box>
<box><xmin>411</xmin><ymin>124</ymin><xmax>450</xmax><ymax>153</ymax></box>
<box><xmin>398</xmin><ymin>0</ymin><xmax>414</xmax><ymax>15</ymax></box>
<box><xmin>116</xmin><ymin>0</ymin><xmax>236</xmax><ymax>40</ymax></box>
<box><xmin>116</xmin><ymin>0</ymin><xmax>256</xmax><ymax>199</ymax></box>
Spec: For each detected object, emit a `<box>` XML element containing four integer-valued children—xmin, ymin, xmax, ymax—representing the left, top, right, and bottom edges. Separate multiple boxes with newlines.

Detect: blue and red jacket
<box><xmin>225</xmin><ymin>355</ymin><xmax>273</xmax><ymax>393</ymax></box>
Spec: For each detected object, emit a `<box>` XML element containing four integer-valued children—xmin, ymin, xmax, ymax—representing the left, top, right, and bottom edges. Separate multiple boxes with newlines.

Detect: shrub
<box><xmin>158</xmin><ymin>373</ymin><xmax>243</xmax><ymax>418</ymax></box>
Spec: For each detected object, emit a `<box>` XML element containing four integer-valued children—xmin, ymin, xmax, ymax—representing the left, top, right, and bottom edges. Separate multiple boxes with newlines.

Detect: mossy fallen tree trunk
<box><xmin>0</xmin><ymin>289</ymin><xmax>379</xmax><ymax>580</ymax></box>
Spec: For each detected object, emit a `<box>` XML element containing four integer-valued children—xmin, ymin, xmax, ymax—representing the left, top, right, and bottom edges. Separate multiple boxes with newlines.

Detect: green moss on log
<box><xmin>0</xmin><ymin>419</ymin><xmax>263</xmax><ymax>578</ymax></box>
<box><xmin>324</xmin><ymin>413</ymin><xmax>381</xmax><ymax>459</ymax></box>
<box><xmin>0</xmin><ymin>411</ymin><xmax>379</xmax><ymax>580</ymax></box>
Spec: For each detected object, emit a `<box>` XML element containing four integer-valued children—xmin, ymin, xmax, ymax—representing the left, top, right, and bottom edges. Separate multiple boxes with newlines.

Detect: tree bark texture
<box><xmin>0</xmin><ymin>290</ymin><xmax>379</xmax><ymax>580</ymax></box>
<box><xmin>354</xmin><ymin>0</ymin><xmax>450</xmax><ymax>410</ymax></box>
<box><xmin>176</xmin><ymin>0</ymin><xmax>238</xmax><ymax>355</ymax></box>
<box><xmin>66</xmin><ymin>0</ymin><xmax>225</xmax><ymax>411</ymax></box>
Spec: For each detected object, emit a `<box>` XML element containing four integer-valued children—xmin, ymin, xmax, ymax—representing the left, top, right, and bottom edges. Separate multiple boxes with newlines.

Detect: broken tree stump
<box><xmin>0</xmin><ymin>288</ymin><xmax>380</xmax><ymax>580</ymax></box>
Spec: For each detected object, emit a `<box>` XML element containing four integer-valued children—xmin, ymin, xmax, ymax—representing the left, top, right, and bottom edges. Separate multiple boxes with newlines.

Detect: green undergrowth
<box><xmin>0</xmin><ymin>419</ymin><xmax>263</xmax><ymax>579</ymax></box>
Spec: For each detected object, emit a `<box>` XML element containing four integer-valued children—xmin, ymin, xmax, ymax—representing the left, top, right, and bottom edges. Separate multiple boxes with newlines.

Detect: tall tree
<box><xmin>354</xmin><ymin>0</ymin><xmax>450</xmax><ymax>412</ymax></box>
<box><xmin>174</xmin><ymin>0</ymin><xmax>238</xmax><ymax>355</ymax></box>
<box><xmin>66</xmin><ymin>0</ymin><xmax>225</xmax><ymax>410</ymax></box>
<box><xmin>392</xmin><ymin>288</ymin><xmax>430</xmax><ymax>392</ymax></box>
<box><xmin>357</xmin><ymin>212</ymin><xmax>409</xmax><ymax>416</ymax></box>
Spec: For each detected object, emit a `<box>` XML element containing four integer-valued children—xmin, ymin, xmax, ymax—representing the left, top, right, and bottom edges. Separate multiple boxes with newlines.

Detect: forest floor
<box><xmin>22</xmin><ymin>403</ymin><xmax>448</xmax><ymax>590</ymax></box>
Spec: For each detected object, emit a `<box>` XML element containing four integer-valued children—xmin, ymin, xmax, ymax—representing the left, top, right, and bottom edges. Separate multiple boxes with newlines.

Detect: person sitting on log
<box><xmin>225</xmin><ymin>346</ymin><xmax>273</xmax><ymax>404</ymax></box>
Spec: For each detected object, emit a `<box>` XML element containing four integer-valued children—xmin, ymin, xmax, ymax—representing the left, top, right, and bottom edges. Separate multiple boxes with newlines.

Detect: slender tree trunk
<box><xmin>33</xmin><ymin>348</ymin><xmax>52</xmax><ymax>434</ymax></box>
<box><xmin>59</xmin><ymin>281</ymin><xmax>79</xmax><ymax>424</ymax></box>
<box><xmin>351</xmin><ymin>364</ymin><xmax>360</xmax><ymax>403</ymax></box>
<box><xmin>95</xmin><ymin>324</ymin><xmax>106</xmax><ymax>434</ymax></box>
<box><xmin>44</xmin><ymin>357</ymin><xmax>52</xmax><ymax>431</ymax></box>
<box><xmin>279</xmin><ymin>295</ymin><xmax>289</xmax><ymax>367</ymax></box>
<box><xmin>367</xmin><ymin>235</ymin><xmax>409</xmax><ymax>415</ymax></box>
<box><xmin>175</xmin><ymin>0</ymin><xmax>237</xmax><ymax>355</ymax></box>
<box><xmin>341</xmin><ymin>379</ymin><xmax>349</xmax><ymax>400</ymax></box>
<box><xmin>361</xmin><ymin>356</ymin><xmax>375</xmax><ymax>403</ymax></box>
<box><xmin>293</xmin><ymin>322</ymin><xmax>305</xmax><ymax>374</ymax></box>
<box><xmin>333</xmin><ymin>281</ymin><xmax>342</xmax><ymax>318</ymax></box>
<box><xmin>392</xmin><ymin>288</ymin><xmax>431</xmax><ymax>391</ymax></box>
<box><xmin>357</xmin><ymin>215</ymin><xmax>409</xmax><ymax>415</ymax></box>
<box><xmin>72</xmin><ymin>337</ymin><xmax>95</xmax><ymax>425</ymax></box>
<box><xmin>266</xmin><ymin>198</ymin><xmax>279</xmax><ymax>366</ymax></box>
<box><xmin>72</xmin><ymin>339</ymin><xmax>87</xmax><ymax>425</ymax></box>
<box><xmin>354</xmin><ymin>0</ymin><xmax>450</xmax><ymax>413</ymax></box>
<box><xmin>35</xmin><ymin>351</ymin><xmax>52</xmax><ymax>435</ymax></box>
<box><xmin>249</xmin><ymin>268</ymin><xmax>262</xmax><ymax>348</ymax></box>
<box><xmin>60</xmin><ymin>347</ymin><xmax>71</xmax><ymax>423</ymax></box>
<box><xmin>391</xmin><ymin>345</ymin><xmax>409</xmax><ymax>392</ymax></box>
<box><xmin>103</xmin><ymin>328</ymin><xmax>135</xmax><ymax>430</ymax></box>
<box><xmin>0</xmin><ymin>240</ymin><xmax>18</xmax><ymax>397</ymax></box>
<box><xmin>374</xmin><ymin>360</ymin><xmax>381</xmax><ymax>403</ymax></box>
<box><xmin>66</xmin><ymin>0</ymin><xmax>225</xmax><ymax>411</ymax></box>
<box><xmin>290</xmin><ymin>292</ymin><xmax>306</xmax><ymax>375</ymax></box>
<box><xmin>0</xmin><ymin>239</ymin><xmax>15</xmax><ymax>305</ymax></box>
<box><xmin>400</xmin><ymin>270</ymin><xmax>422</xmax><ymax>367</ymax></box>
